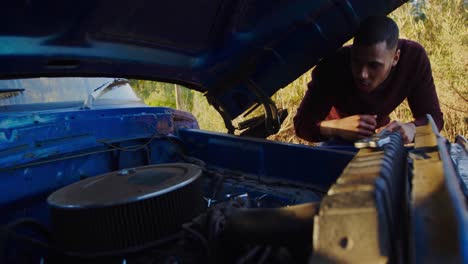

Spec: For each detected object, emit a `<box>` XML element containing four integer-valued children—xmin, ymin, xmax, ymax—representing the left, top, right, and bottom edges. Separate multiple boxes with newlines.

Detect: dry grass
<box><xmin>270</xmin><ymin>0</ymin><xmax>467</xmax><ymax>142</ymax></box>
<box><xmin>388</xmin><ymin>0</ymin><xmax>468</xmax><ymax>140</ymax></box>
<box><xmin>137</xmin><ymin>0</ymin><xmax>467</xmax><ymax>142</ymax></box>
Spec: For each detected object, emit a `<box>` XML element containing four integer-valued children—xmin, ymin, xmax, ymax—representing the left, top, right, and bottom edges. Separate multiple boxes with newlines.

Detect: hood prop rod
<box><xmin>244</xmin><ymin>79</ymin><xmax>281</xmax><ymax>136</ymax></box>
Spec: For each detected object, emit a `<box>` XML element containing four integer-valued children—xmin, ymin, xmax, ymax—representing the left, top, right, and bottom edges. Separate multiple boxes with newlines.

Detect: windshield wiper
<box><xmin>0</xmin><ymin>88</ymin><xmax>25</xmax><ymax>93</ymax></box>
<box><xmin>0</xmin><ymin>88</ymin><xmax>25</xmax><ymax>99</ymax></box>
<box><xmin>82</xmin><ymin>79</ymin><xmax>129</xmax><ymax>109</ymax></box>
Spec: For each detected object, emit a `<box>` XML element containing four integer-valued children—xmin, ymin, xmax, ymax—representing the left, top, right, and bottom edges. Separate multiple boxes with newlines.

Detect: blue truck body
<box><xmin>0</xmin><ymin>0</ymin><xmax>466</xmax><ymax>263</ymax></box>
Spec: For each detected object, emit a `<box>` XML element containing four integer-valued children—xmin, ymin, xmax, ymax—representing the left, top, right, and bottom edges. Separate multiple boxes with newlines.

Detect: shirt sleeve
<box><xmin>293</xmin><ymin>66</ymin><xmax>333</xmax><ymax>142</ymax></box>
<box><xmin>406</xmin><ymin>44</ymin><xmax>444</xmax><ymax>131</ymax></box>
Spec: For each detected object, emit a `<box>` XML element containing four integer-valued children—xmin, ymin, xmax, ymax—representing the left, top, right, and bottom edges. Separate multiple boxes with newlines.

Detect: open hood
<box><xmin>0</xmin><ymin>0</ymin><xmax>405</xmax><ymax>121</ymax></box>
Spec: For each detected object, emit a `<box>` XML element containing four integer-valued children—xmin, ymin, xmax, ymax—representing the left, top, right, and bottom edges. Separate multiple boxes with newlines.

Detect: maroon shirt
<box><xmin>294</xmin><ymin>39</ymin><xmax>444</xmax><ymax>142</ymax></box>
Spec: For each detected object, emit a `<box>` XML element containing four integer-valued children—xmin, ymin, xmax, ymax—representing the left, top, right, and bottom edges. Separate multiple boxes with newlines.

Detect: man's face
<box><xmin>350</xmin><ymin>41</ymin><xmax>400</xmax><ymax>92</ymax></box>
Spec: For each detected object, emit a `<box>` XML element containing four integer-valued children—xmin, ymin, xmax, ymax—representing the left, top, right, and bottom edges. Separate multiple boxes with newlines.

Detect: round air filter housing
<box><xmin>47</xmin><ymin>163</ymin><xmax>204</xmax><ymax>254</ymax></box>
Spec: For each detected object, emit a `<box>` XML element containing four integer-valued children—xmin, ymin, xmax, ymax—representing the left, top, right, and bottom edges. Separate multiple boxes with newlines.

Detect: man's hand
<box><xmin>377</xmin><ymin>120</ymin><xmax>416</xmax><ymax>144</ymax></box>
<box><xmin>319</xmin><ymin>115</ymin><xmax>377</xmax><ymax>141</ymax></box>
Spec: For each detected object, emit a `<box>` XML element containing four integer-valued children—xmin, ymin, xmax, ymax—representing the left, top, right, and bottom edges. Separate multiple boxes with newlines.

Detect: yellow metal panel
<box><xmin>313</xmin><ymin>212</ymin><xmax>388</xmax><ymax>264</ymax></box>
<box><xmin>312</xmin><ymin>148</ymin><xmax>395</xmax><ymax>263</ymax></box>
<box><xmin>410</xmin><ymin>123</ymin><xmax>461</xmax><ymax>264</ymax></box>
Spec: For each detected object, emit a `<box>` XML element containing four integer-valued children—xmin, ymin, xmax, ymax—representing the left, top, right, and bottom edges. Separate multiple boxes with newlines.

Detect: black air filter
<box><xmin>47</xmin><ymin>163</ymin><xmax>204</xmax><ymax>254</ymax></box>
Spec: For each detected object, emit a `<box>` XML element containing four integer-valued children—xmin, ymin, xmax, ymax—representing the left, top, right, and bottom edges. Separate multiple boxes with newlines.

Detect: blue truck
<box><xmin>0</xmin><ymin>0</ymin><xmax>466</xmax><ymax>263</ymax></box>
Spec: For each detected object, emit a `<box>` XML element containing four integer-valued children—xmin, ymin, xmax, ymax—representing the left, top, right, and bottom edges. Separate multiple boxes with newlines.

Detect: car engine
<box><xmin>2</xmin><ymin>162</ymin><xmax>323</xmax><ymax>264</ymax></box>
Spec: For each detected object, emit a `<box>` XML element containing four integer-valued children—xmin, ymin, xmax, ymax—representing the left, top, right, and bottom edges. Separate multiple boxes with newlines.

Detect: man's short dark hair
<box><xmin>354</xmin><ymin>16</ymin><xmax>399</xmax><ymax>50</ymax></box>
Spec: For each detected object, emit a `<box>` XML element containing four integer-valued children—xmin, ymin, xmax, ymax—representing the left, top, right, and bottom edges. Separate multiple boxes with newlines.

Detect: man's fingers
<box><xmin>376</xmin><ymin>123</ymin><xmax>389</xmax><ymax>133</ymax></box>
<box><xmin>358</xmin><ymin>121</ymin><xmax>376</xmax><ymax>131</ymax></box>
<box><xmin>376</xmin><ymin>120</ymin><xmax>396</xmax><ymax>132</ymax></box>
<box><xmin>383</xmin><ymin>120</ymin><xmax>401</xmax><ymax>132</ymax></box>
<box><xmin>359</xmin><ymin>115</ymin><xmax>377</xmax><ymax>126</ymax></box>
<box><xmin>397</xmin><ymin>127</ymin><xmax>411</xmax><ymax>144</ymax></box>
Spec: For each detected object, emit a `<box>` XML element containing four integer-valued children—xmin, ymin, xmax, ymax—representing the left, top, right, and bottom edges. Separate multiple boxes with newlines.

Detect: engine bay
<box><xmin>2</xmin><ymin>120</ymin><xmax>467</xmax><ymax>264</ymax></box>
<box><xmin>0</xmin><ymin>107</ymin><xmax>356</xmax><ymax>264</ymax></box>
<box><xmin>2</xmin><ymin>162</ymin><xmax>324</xmax><ymax>264</ymax></box>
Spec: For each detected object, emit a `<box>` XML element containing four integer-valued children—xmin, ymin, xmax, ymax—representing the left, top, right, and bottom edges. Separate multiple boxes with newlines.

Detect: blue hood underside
<box><xmin>0</xmin><ymin>0</ymin><xmax>406</xmax><ymax>119</ymax></box>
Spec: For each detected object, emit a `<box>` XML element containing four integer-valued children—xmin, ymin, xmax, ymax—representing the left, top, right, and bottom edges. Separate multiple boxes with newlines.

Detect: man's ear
<box><xmin>392</xmin><ymin>49</ymin><xmax>401</xmax><ymax>67</ymax></box>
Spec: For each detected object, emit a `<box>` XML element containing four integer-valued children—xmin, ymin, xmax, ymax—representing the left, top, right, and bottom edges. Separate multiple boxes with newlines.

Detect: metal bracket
<box><xmin>354</xmin><ymin>129</ymin><xmax>392</xmax><ymax>149</ymax></box>
<box><xmin>205</xmin><ymin>79</ymin><xmax>283</xmax><ymax>137</ymax></box>
<box><xmin>244</xmin><ymin>79</ymin><xmax>281</xmax><ymax>136</ymax></box>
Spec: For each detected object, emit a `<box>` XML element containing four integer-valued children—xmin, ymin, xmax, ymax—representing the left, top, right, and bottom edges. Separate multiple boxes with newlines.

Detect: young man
<box><xmin>293</xmin><ymin>16</ymin><xmax>443</xmax><ymax>144</ymax></box>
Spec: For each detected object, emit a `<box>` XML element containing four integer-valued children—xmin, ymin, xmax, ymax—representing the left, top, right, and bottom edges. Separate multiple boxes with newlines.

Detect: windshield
<box><xmin>0</xmin><ymin>77</ymin><xmax>140</xmax><ymax>106</ymax></box>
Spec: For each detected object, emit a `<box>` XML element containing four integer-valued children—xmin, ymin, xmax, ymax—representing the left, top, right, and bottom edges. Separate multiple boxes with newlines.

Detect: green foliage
<box><xmin>130</xmin><ymin>0</ymin><xmax>467</xmax><ymax>141</ymax></box>
<box><xmin>130</xmin><ymin>79</ymin><xmax>226</xmax><ymax>132</ymax></box>
<box><xmin>191</xmin><ymin>91</ymin><xmax>227</xmax><ymax>132</ymax></box>
<box><xmin>130</xmin><ymin>80</ymin><xmax>177</xmax><ymax>109</ymax></box>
